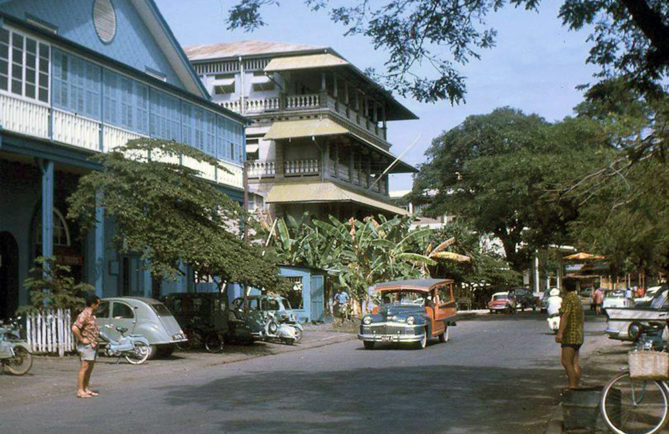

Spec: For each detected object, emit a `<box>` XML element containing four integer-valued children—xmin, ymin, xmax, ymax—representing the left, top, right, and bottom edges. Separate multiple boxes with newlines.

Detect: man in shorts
<box><xmin>72</xmin><ymin>295</ymin><xmax>101</xmax><ymax>398</ymax></box>
<box><xmin>556</xmin><ymin>286</ymin><xmax>585</xmax><ymax>389</ymax></box>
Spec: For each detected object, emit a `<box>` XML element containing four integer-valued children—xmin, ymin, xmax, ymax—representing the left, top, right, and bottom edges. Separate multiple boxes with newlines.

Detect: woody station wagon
<box><xmin>359</xmin><ymin>279</ymin><xmax>458</xmax><ymax>349</ymax></box>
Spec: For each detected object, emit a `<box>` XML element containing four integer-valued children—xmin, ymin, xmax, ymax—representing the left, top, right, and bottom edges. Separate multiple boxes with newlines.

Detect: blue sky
<box><xmin>155</xmin><ymin>0</ymin><xmax>598</xmax><ymax>191</ymax></box>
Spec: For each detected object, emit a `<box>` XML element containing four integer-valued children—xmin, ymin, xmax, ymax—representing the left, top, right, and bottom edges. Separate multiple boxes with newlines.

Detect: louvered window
<box><xmin>52</xmin><ymin>49</ymin><xmax>100</xmax><ymax>118</ymax></box>
<box><xmin>93</xmin><ymin>0</ymin><xmax>117</xmax><ymax>43</ymax></box>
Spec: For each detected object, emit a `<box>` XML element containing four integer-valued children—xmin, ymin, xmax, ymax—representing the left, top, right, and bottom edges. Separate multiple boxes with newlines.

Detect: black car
<box><xmin>510</xmin><ymin>288</ymin><xmax>537</xmax><ymax>311</ymax></box>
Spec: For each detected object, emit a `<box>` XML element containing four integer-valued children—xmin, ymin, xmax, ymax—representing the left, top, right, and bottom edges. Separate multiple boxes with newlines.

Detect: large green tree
<box><xmin>562</xmin><ymin>81</ymin><xmax>669</xmax><ymax>275</ymax></box>
<box><xmin>67</xmin><ymin>139</ymin><xmax>280</xmax><ymax>295</ymax></box>
<box><xmin>227</xmin><ymin>0</ymin><xmax>668</xmax><ymax>103</ymax></box>
<box><xmin>412</xmin><ymin>107</ymin><xmax>611</xmax><ymax>270</ymax></box>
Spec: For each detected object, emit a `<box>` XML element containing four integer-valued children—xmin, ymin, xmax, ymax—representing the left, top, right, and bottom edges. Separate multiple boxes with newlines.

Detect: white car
<box><xmin>633</xmin><ymin>286</ymin><xmax>664</xmax><ymax>306</ymax></box>
<box><xmin>605</xmin><ymin>287</ymin><xmax>669</xmax><ymax>341</ymax></box>
<box><xmin>602</xmin><ymin>290</ymin><xmax>633</xmax><ymax>310</ymax></box>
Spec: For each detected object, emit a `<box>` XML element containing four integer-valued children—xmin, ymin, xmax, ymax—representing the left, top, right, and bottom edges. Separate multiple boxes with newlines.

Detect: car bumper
<box><xmin>489</xmin><ymin>305</ymin><xmax>508</xmax><ymax>310</ymax></box>
<box><xmin>358</xmin><ymin>333</ymin><xmax>425</xmax><ymax>343</ymax></box>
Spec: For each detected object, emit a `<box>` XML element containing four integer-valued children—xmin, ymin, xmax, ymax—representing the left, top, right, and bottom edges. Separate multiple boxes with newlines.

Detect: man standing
<box><xmin>333</xmin><ymin>289</ymin><xmax>350</xmax><ymax>325</ymax></box>
<box><xmin>593</xmin><ymin>288</ymin><xmax>604</xmax><ymax>315</ymax></box>
<box><xmin>72</xmin><ymin>295</ymin><xmax>101</xmax><ymax>398</ymax></box>
<box><xmin>556</xmin><ymin>287</ymin><xmax>585</xmax><ymax>389</ymax></box>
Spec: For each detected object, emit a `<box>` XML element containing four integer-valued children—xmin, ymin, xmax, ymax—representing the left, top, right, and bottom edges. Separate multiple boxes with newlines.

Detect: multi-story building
<box><xmin>185</xmin><ymin>41</ymin><xmax>416</xmax><ymax>221</ymax></box>
<box><xmin>0</xmin><ymin>0</ymin><xmax>246</xmax><ymax>318</ymax></box>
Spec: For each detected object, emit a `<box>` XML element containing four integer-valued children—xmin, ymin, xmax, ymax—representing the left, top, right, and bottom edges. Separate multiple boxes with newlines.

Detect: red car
<box><xmin>488</xmin><ymin>292</ymin><xmax>514</xmax><ymax>314</ymax></box>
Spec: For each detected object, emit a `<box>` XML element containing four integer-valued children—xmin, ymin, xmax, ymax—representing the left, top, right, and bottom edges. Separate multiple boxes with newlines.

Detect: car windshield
<box><xmin>280</xmin><ymin>298</ymin><xmax>292</xmax><ymax>310</ymax></box>
<box><xmin>380</xmin><ymin>290</ymin><xmax>426</xmax><ymax>306</ymax></box>
<box><xmin>493</xmin><ymin>294</ymin><xmax>508</xmax><ymax>301</ymax></box>
<box><xmin>150</xmin><ymin>302</ymin><xmax>173</xmax><ymax>317</ymax></box>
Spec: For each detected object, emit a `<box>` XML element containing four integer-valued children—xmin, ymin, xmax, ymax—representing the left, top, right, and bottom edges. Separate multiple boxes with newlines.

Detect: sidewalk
<box><xmin>545</xmin><ymin>317</ymin><xmax>632</xmax><ymax>433</ymax></box>
<box><xmin>0</xmin><ymin>323</ymin><xmax>355</xmax><ymax>405</ymax></box>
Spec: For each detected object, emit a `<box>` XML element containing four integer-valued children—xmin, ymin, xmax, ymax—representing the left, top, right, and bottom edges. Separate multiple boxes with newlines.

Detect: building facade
<box><xmin>0</xmin><ymin>0</ymin><xmax>246</xmax><ymax>319</ymax></box>
<box><xmin>185</xmin><ymin>41</ymin><xmax>416</xmax><ymax>221</ymax></box>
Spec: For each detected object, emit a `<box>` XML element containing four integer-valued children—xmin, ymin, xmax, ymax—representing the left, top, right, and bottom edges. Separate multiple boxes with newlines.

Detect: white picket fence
<box><xmin>26</xmin><ymin>309</ymin><xmax>75</xmax><ymax>357</ymax></box>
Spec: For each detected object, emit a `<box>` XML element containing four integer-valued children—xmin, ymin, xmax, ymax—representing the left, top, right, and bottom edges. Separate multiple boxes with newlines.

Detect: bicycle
<box><xmin>600</xmin><ymin>323</ymin><xmax>669</xmax><ymax>434</ymax></box>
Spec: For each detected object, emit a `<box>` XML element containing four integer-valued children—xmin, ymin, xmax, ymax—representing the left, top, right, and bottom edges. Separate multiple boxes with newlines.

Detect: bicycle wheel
<box><xmin>601</xmin><ymin>371</ymin><xmax>669</xmax><ymax>434</ymax></box>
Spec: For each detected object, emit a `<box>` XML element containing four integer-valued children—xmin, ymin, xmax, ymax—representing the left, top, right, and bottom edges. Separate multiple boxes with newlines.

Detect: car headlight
<box><xmin>363</xmin><ymin>316</ymin><xmax>372</xmax><ymax>325</ymax></box>
<box><xmin>407</xmin><ymin>316</ymin><xmax>415</xmax><ymax>325</ymax></box>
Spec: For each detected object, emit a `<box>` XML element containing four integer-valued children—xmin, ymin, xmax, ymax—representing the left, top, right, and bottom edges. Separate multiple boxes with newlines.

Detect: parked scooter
<box><xmin>280</xmin><ymin>315</ymin><xmax>304</xmax><ymax>343</ymax></box>
<box><xmin>98</xmin><ymin>324</ymin><xmax>151</xmax><ymax>365</ymax></box>
<box><xmin>546</xmin><ymin>288</ymin><xmax>562</xmax><ymax>334</ymax></box>
<box><xmin>0</xmin><ymin>316</ymin><xmax>32</xmax><ymax>375</ymax></box>
<box><xmin>262</xmin><ymin>312</ymin><xmax>297</xmax><ymax>345</ymax></box>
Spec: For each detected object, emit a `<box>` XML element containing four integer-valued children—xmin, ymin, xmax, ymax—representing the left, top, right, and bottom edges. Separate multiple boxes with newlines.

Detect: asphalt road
<box><xmin>1</xmin><ymin>311</ymin><xmax>610</xmax><ymax>434</ymax></box>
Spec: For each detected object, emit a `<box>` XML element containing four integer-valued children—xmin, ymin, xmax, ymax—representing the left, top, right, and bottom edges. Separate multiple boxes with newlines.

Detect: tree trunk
<box><xmin>151</xmin><ymin>275</ymin><xmax>162</xmax><ymax>299</ymax></box>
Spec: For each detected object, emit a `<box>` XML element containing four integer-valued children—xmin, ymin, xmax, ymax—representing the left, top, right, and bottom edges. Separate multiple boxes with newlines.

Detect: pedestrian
<box><xmin>333</xmin><ymin>289</ymin><xmax>349</xmax><ymax>325</ymax></box>
<box><xmin>556</xmin><ymin>286</ymin><xmax>585</xmax><ymax>389</ymax></box>
<box><xmin>72</xmin><ymin>294</ymin><xmax>101</xmax><ymax>398</ymax></box>
<box><xmin>593</xmin><ymin>288</ymin><xmax>604</xmax><ymax>315</ymax></box>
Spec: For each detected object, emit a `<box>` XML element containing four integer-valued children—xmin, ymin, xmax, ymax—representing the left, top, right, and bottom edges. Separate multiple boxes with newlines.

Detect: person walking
<box><xmin>593</xmin><ymin>288</ymin><xmax>604</xmax><ymax>315</ymax></box>
<box><xmin>72</xmin><ymin>294</ymin><xmax>101</xmax><ymax>398</ymax></box>
<box><xmin>556</xmin><ymin>287</ymin><xmax>585</xmax><ymax>389</ymax></box>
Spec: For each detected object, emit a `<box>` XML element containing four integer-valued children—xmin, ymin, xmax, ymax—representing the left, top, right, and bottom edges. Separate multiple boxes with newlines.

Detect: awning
<box><xmin>266</xmin><ymin>181</ymin><xmax>409</xmax><ymax>216</ymax></box>
<box><xmin>246</xmin><ymin>144</ymin><xmax>259</xmax><ymax>153</ymax></box>
<box><xmin>250</xmin><ymin>75</ymin><xmax>271</xmax><ymax>84</ymax></box>
<box><xmin>264</xmin><ymin>118</ymin><xmax>348</xmax><ymax>140</ymax></box>
<box><xmin>263</xmin><ymin>118</ymin><xmax>416</xmax><ymax>173</ymax></box>
<box><xmin>213</xmin><ymin>77</ymin><xmax>235</xmax><ymax>86</ymax></box>
<box><xmin>264</xmin><ymin>54</ymin><xmax>348</xmax><ymax>72</ymax></box>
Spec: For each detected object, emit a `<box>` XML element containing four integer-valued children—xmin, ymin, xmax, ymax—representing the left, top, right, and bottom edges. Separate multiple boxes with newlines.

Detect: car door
<box><xmin>436</xmin><ymin>283</ymin><xmax>457</xmax><ymax>327</ymax></box>
<box><xmin>109</xmin><ymin>301</ymin><xmax>137</xmax><ymax>341</ymax></box>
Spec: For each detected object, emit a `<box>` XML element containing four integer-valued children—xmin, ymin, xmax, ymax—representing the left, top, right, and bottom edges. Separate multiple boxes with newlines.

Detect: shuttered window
<box><xmin>52</xmin><ymin>49</ymin><xmax>100</xmax><ymax>118</ymax></box>
<box><xmin>103</xmin><ymin>69</ymin><xmax>149</xmax><ymax>133</ymax></box>
<box><xmin>149</xmin><ymin>89</ymin><xmax>181</xmax><ymax>142</ymax></box>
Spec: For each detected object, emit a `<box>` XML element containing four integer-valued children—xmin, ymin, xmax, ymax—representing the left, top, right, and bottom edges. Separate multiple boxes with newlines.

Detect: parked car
<box><xmin>634</xmin><ymin>286</ymin><xmax>664</xmax><ymax>307</ymax></box>
<box><xmin>605</xmin><ymin>286</ymin><xmax>669</xmax><ymax>342</ymax></box>
<box><xmin>511</xmin><ymin>287</ymin><xmax>536</xmax><ymax>311</ymax></box>
<box><xmin>95</xmin><ymin>297</ymin><xmax>186</xmax><ymax>358</ymax></box>
<box><xmin>602</xmin><ymin>290</ymin><xmax>633</xmax><ymax>311</ymax></box>
<box><xmin>359</xmin><ymin>278</ymin><xmax>458</xmax><ymax>349</ymax></box>
<box><xmin>230</xmin><ymin>295</ymin><xmax>299</xmax><ymax>340</ymax></box>
<box><xmin>579</xmin><ymin>288</ymin><xmax>594</xmax><ymax>307</ymax></box>
<box><xmin>488</xmin><ymin>292</ymin><xmax>513</xmax><ymax>314</ymax></box>
<box><xmin>163</xmin><ymin>292</ymin><xmax>256</xmax><ymax>349</ymax></box>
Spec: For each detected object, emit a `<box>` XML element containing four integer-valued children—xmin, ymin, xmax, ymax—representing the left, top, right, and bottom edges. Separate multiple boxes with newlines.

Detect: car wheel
<box><xmin>438</xmin><ymin>326</ymin><xmax>449</xmax><ymax>343</ymax></box>
<box><xmin>363</xmin><ymin>341</ymin><xmax>375</xmax><ymax>350</ymax></box>
<box><xmin>156</xmin><ymin>344</ymin><xmax>175</xmax><ymax>358</ymax></box>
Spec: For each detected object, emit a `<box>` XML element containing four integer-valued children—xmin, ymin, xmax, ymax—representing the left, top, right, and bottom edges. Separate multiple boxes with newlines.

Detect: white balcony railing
<box><xmin>285</xmin><ymin>94</ymin><xmax>320</xmax><ymax>110</ymax></box>
<box><xmin>284</xmin><ymin>159</ymin><xmax>319</xmax><ymax>176</ymax></box>
<box><xmin>0</xmin><ymin>93</ymin><xmax>49</xmax><ymax>139</ymax></box>
<box><xmin>248</xmin><ymin>160</ymin><xmax>276</xmax><ymax>178</ymax></box>
<box><xmin>0</xmin><ymin>92</ymin><xmax>243</xmax><ymax>190</ymax></box>
<box><xmin>246</xmin><ymin>97</ymin><xmax>280</xmax><ymax>113</ymax></box>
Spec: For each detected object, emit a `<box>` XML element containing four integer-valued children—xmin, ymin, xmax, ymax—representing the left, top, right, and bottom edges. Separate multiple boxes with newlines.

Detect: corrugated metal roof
<box><xmin>264</xmin><ymin>53</ymin><xmax>348</xmax><ymax>72</ymax></box>
<box><xmin>184</xmin><ymin>40</ymin><xmax>325</xmax><ymax>61</ymax></box>
<box><xmin>266</xmin><ymin>181</ymin><xmax>409</xmax><ymax>216</ymax></box>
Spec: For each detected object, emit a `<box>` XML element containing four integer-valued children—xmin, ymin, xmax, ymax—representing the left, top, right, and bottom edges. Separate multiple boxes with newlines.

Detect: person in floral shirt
<box><xmin>72</xmin><ymin>295</ymin><xmax>101</xmax><ymax>398</ymax></box>
<box><xmin>556</xmin><ymin>287</ymin><xmax>585</xmax><ymax>389</ymax></box>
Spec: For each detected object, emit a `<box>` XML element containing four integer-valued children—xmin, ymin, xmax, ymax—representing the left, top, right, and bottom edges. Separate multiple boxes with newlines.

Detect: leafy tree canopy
<box><xmin>19</xmin><ymin>257</ymin><xmax>92</xmax><ymax>313</ymax></box>
<box><xmin>67</xmin><ymin>139</ymin><xmax>280</xmax><ymax>292</ymax></box>
<box><xmin>227</xmin><ymin>0</ymin><xmax>668</xmax><ymax>103</ymax></box>
<box><xmin>412</xmin><ymin>107</ymin><xmax>612</xmax><ymax>270</ymax></box>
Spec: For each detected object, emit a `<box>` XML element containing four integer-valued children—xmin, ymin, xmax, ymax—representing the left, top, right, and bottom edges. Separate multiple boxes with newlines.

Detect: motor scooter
<box><xmin>262</xmin><ymin>312</ymin><xmax>297</xmax><ymax>345</ymax></box>
<box><xmin>0</xmin><ymin>316</ymin><xmax>32</xmax><ymax>375</ymax></box>
<box><xmin>98</xmin><ymin>324</ymin><xmax>151</xmax><ymax>365</ymax></box>
<box><xmin>279</xmin><ymin>314</ymin><xmax>304</xmax><ymax>343</ymax></box>
<box><xmin>546</xmin><ymin>290</ymin><xmax>562</xmax><ymax>334</ymax></box>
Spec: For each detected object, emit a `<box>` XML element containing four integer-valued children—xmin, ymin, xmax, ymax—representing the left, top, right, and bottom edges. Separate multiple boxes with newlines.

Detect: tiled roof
<box><xmin>184</xmin><ymin>40</ymin><xmax>325</xmax><ymax>61</ymax></box>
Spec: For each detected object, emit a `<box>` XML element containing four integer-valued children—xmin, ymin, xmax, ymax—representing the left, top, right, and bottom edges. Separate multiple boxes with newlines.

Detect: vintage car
<box><xmin>488</xmin><ymin>292</ymin><xmax>513</xmax><ymax>313</ymax></box>
<box><xmin>606</xmin><ymin>286</ymin><xmax>669</xmax><ymax>342</ymax></box>
<box><xmin>96</xmin><ymin>297</ymin><xmax>187</xmax><ymax>358</ymax></box>
<box><xmin>164</xmin><ymin>292</ymin><xmax>256</xmax><ymax>349</ymax></box>
<box><xmin>358</xmin><ymin>279</ymin><xmax>457</xmax><ymax>350</ymax></box>
<box><xmin>230</xmin><ymin>295</ymin><xmax>301</xmax><ymax>340</ymax></box>
<box><xmin>602</xmin><ymin>290</ymin><xmax>633</xmax><ymax>310</ymax></box>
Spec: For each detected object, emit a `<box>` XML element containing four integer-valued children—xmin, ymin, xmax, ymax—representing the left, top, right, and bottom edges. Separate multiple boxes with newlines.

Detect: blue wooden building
<box><xmin>0</xmin><ymin>0</ymin><xmax>246</xmax><ymax>319</ymax></box>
